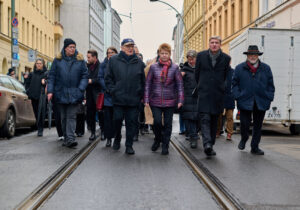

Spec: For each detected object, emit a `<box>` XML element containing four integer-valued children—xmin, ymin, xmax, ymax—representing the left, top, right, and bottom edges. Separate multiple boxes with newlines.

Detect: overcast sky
<box><xmin>111</xmin><ymin>0</ymin><xmax>183</xmax><ymax>61</ymax></box>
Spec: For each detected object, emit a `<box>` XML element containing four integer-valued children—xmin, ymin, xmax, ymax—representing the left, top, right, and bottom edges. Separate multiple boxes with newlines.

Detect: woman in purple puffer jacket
<box><xmin>144</xmin><ymin>43</ymin><xmax>184</xmax><ymax>155</ymax></box>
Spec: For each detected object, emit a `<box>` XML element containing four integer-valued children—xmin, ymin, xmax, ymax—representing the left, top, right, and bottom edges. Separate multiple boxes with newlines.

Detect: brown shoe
<box><xmin>226</xmin><ymin>133</ymin><xmax>232</xmax><ymax>141</ymax></box>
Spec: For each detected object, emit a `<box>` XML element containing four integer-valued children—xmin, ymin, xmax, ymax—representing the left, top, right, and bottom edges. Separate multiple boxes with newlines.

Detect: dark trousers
<box><xmin>185</xmin><ymin>120</ymin><xmax>199</xmax><ymax>140</ymax></box>
<box><xmin>103</xmin><ymin>106</ymin><xmax>114</xmax><ymax>139</ymax></box>
<box><xmin>98</xmin><ymin>111</ymin><xmax>104</xmax><ymax>131</ymax></box>
<box><xmin>86</xmin><ymin>91</ymin><xmax>97</xmax><ymax>133</ymax></box>
<box><xmin>59</xmin><ymin>104</ymin><xmax>78</xmax><ymax>143</ymax></box>
<box><xmin>113</xmin><ymin>105</ymin><xmax>139</xmax><ymax>147</ymax></box>
<box><xmin>75</xmin><ymin>113</ymin><xmax>85</xmax><ymax>135</ymax></box>
<box><xmin>240</xmin><ymin>103</ymin><xmax>266</xmax><ymax>150</ymax></box>
<box><xmin>151</xmin><ymin>106</ymin><xmax>175</xmax><ymax>148</ymax></box>
<box><xmin>31</xmin><ymin>99</ymin><xmax>44</xmax><ymax>132</ymax></box>
<box><xmin>52</xmin><ymin>101</ymin><xmax>63</xmax><ymax>137</ymax></box>
<box><xmin>199</xmin><ymin>113</ymin><xmax>218</xmax><ymax>147</ymax></box>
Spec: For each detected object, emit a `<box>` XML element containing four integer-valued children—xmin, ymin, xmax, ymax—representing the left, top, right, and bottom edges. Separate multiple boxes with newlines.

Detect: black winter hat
<box><xmin>243</xmin><ymin>45</ymin><xmax>263</xmax><ymax>55</ymax></box>
<box><xmin>63</xmin><ymin>38</ymin><xmax>76</xmax><ymax>49</ymax></box>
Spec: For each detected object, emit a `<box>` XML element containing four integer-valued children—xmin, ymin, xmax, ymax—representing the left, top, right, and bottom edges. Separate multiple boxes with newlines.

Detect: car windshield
<box><xmin>0</xmin><ymin>76</ymin><xmax>16</xmax><ymax>91</ymax></box>
<box><xmin>10</xmin><ymin>77</ymin><xmax>26</xmax><ymax>93</ymax></box>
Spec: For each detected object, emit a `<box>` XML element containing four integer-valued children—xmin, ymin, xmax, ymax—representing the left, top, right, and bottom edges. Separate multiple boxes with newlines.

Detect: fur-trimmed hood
<box><xmin>55</xmin><ymin>52</ymin><xmax>84</xmax><ymax>61</ymax></box>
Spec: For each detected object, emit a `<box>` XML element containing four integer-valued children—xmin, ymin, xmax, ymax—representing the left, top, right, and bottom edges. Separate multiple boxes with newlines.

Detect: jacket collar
<box><xmin>117</xmin><ymin>52</ymin><xmax>139</xmax><ymax>64</ymax></box>
<box><xmin>205</xmin><ymin>50</ymin><xmax>223</xmax><ymax>68</ymax></box>
<box><xmin>182</xmin><ymin>61</ymin><xmax>195</xmax><ymax>72</ymax></box>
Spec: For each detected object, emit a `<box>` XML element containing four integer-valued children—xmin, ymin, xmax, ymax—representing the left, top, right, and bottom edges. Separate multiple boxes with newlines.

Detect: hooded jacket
<box><xmin>26</xmin><ymin>66</ymin><xmax>47</xmax><ymax>100</ymax></box>
<box><xmin>47</xmin><ymin>50</ymin><xmax>88</xmax><ymax>104</ymax></box>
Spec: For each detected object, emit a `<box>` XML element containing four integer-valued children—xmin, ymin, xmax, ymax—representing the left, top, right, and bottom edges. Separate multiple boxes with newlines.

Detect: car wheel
<box><xmin>2</xmin><ymin>109</ymin><xmax>16</xmax><ymax>139</ymax></box>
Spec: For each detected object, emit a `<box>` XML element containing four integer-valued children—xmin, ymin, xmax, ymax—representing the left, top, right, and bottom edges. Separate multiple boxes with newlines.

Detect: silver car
<box><xmin>0</xmin><ymin>74</ymin><xmax>36</xmax><ymax>138</ymax></box>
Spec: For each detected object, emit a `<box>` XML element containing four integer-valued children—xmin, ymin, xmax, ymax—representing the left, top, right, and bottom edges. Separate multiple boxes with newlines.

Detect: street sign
<box><xmin>28</xmin><ymin>50</ymin><xmax>36</xmax><ymax>62</ymax></box>
<box><xmin>12</xmin><ymin>27</ymin><xmax>18</xmax><ymax>33</ymax></box>
<box><xmin>12</xmin><ymin>59</ymin><xmax>19</xmax><ymax>67</ymax></box>
<box><xmin>12</xmin><ymin>45</ymin><xmax>19</xmax><ymax>53</ymax></box>
<box><xmin>12</xmin><ymin>53</ymin><xmax>18</xmax><ymax>60</ymax></box>
<box><xmin>12</xmin><ymin>31</ymin><xmax>18</xmax><ymax>39</ymax></box>
<box><xmin>12</xmin><ymin>17</ymin><xmax>18</xmax><ymax>27</ymax></box>
<box><xmin>12</xmin><ymin>39</ymin><xmax>18</xmax><ymax>45</ymax></box>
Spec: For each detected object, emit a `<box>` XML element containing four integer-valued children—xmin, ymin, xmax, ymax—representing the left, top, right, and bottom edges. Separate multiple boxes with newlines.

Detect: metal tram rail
<box><xmin>170</xmin><ymin>137</ymin><xmax>244</xmax><ymax>210</ymax></box>
<box><xmin>15</xmin><ymin>138</ymin><xmax>100</xmax><ymax>210</ymax></box>
<box><xmin>15</xmin><ymin>134</ymin><xmax>243</xmax><ymax>210</ymax></box>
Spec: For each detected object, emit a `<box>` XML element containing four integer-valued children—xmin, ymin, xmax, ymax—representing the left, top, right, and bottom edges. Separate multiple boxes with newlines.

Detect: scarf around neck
<box><xmin>247</xmin><ymin>60</ymin><xmax>259</xmax><ymax>75</ymax></box>
<box><xmin>159</xmin><ymin>58</ymin><xmax>171</xmax><ymax>83</ymax></box>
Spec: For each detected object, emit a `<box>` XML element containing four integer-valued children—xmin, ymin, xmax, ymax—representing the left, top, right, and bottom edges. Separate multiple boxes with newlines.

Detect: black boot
<box><xmin>37</xmin><ymin>130</ymin><xmax>43</xmax><ymax>137</ymax></box>
<box><xmin>89</xmin><ymin>133</ymin><xmax>96</xmax><ymax>141</ymax></box>
<box><xmin>113</xmin><ymin>139</ymin><xmax>121</xmax><ymax>150</ymax></box>
<box><xmin>125</xmin><ymin>146</ymin><xmax>135</xmax><ymax>155</ymax></box>
<box><xmin>133</xmin><ymin>134</ymin><xmax>138</xmax><ymax>142</ymax></box>
<box><xmin>151</xmin><ymin>141</ymin><xmax>160</xmax><ymax>152</ymax></box>
<box><xmin>161</xmin><ymin>143</ymin><xmax>169</xmax><ymax>155</ymax></box>
<box><xmin>100</xmin><ymin>130</ymin><xmax>105</xmax><ymax>141</ymax></box>
<box><xmin>106</xmin><ymin>139</ymin><xmax>112</xmax><ymax>147</ymax></box>
<box><xmin>190</xmin><ymin>138</ymin><xmax>198</xmax><ymax>149</ymax></box>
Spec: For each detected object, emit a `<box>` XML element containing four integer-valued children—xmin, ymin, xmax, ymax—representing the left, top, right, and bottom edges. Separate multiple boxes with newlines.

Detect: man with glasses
<box><xmin>105</xmin><ymin>38</ymin><xmax>145</xmax><ymax>155</ymax></box>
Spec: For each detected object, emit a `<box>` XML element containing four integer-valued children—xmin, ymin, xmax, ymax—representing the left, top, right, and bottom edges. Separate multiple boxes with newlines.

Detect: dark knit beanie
<box><xmin>63</xmin><ymin>38</ymin><xmax>76</xmax><ymax>49</ymax></box>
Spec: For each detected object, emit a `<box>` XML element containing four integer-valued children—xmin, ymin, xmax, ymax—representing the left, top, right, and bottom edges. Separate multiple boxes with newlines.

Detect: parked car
<box><xmin>0</xmin><ymin>74</ymin><xmax>36</xmax><ymax>138</ymax></box>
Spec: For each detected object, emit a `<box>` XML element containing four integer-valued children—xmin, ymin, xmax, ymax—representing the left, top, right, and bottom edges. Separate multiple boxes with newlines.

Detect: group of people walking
<box><xmin>24</xmin><ymin>35</ymin><xmax>275</xmax><ymax>157</ymax></box>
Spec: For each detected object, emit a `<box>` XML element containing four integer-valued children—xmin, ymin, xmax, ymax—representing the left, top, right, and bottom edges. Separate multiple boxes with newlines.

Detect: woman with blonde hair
<box><xmin>144</xmin><ymin>43</ymin><xmax>184</xmax><ymax>155</ymax></box>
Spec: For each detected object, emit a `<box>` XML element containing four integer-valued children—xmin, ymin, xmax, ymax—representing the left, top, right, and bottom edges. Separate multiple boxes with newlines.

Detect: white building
<box><xmin>104</xmin><ymin>0</ymin><xmax>112</xmax><ymax>52</ymax></box>
<box><xmin>60</xmin><ymin>0</ymin><xmax>106</xmax><ymax>59</ymax></box>
<box><xmin>256</xmin><ymin>0</ymin><xmax>300</xmax><ymax>29</ymax></box>
<box><xmin>111</xmin><ymin>8</ymin><xmax>122</xmax><ymax>52</ymax></box>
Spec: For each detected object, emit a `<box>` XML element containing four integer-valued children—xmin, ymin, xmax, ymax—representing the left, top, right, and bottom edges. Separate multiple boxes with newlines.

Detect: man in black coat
<box><xmin>86</xmin><ymin>50</ymin><xmax>102</xmax><ymax>141</ymax></box>
<box><xmin>195</xmin><ymin>36</ymin><xmax>231</xmax><ymax>156</ymax></box>
<box><xmin>105</xmin><ymin>38</ymin><xmax>145</xmax><ymax>155</ymax></box>
<box><xmin>181</xmin><ymin>50</ymin><xmax>199</xmax><ymax>149</ymax></box>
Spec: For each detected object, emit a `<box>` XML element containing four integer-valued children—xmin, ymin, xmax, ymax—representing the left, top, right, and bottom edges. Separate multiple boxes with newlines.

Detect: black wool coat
<box><xmin>181</xmin><ymin>62</ymin><xmax>198</xmax><ymax>120</ymax></box>
<box><xmin>195</xmin><ymin>50</ymin><xmax>231</xmax><ymax>115</ymax></box>
<box><xmin>26</xmin><ymin>67</ymin><xmax>47</xmax><ymax>100</ymax></box>
<box><xmin>105</xmin><ymin>53</ymin><xmax>145</xmax><ymax>107</ymax></box>
<box><xmin>86</xmin><ymin>60</ymin><xmax>102</xmax><ymax>102</ymax></box>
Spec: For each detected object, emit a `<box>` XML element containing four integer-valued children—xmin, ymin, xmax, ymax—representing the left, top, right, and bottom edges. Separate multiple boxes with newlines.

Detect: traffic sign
<box><xmin>12</xmin><ymin>45</ymin><xmax>19</xmax><ymax>53</ymax></box>
<box><xmin>28</xmin><ymin>50</ymin><xmax>36</xmax><ymax>62</ymax></box>
<box><xmin>12</xmin><ymin>59</ymin><xmax>19</xmax><ymax>67</ymax></box>
<box><xmin>12</xmin><ymin>31</ymin><xmax>18</xmax><ymax>39</ymax></box>
<box><xmin>12</xmin><ymin>27</ymin><xmax>18</xmax><ymax>33</ymax></box>
<box><xmin>12</xmin><ymin>39</ymin><xmax>18</xmax><ymax>45</ymax></box>
<box><xmin>12</xmin><ymin>17</ymin><xmax>18</xmax><ymax>27</ymax></box>
<box><xmin>12</xmin><ymin>53</ymin><xmax>18</xmax><ymax>60</ymax></box>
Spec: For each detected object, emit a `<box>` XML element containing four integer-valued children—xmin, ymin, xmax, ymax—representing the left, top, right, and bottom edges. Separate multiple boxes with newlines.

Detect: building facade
<box><xmin>183</xmin><ymin>0</ymin><xmax>204</xmax><ymax>54</ymax></box>
<box><xmin>172</xmin><ymin>13</ymin><xmax>184</xmax><ymax>64</ymax></box>
<box><xmin>104</xmin><ymin>0</ymin><xmax>112</xmax><ymax>52</ymax></box>
<box><xmin>256</xmin><ymin>0</ymin><xmax>300</xmax><ymax>29</ymax></box>
<box><xmin>204</xmin><ymin>0</ymin><xmax>259</xmax><ymax>53</ymax></box>
<box><xmin>60</xmin><ymin>0</ymin><xmax>106</xmax><ymax>59</ymax></box>
<box><xmin>111</xmin><ymin>8</ymin><xmax>122</xmax><ymax>52</ymax></box>
<box><xmin>0</xmin><ymin>0</ymin><xmax>61</xmax><ymax>78</ymax></box>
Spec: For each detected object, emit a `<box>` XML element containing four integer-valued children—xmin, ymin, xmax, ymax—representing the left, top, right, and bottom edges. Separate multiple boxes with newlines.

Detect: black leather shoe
<box><xmin>179</xmin><ymin>131</ymin><xmax>185</xmax><ymax>135</ymax></box>
<box><xmin>251</xmin><ymin>148</ymin><xmax>264</xmax><ymax>155</ymax></box>
<box><xmin>204</xmin><ymin>143</ymin><xmax>212</xmax><ymax>155</ymax></box>
<box><xmin>89</xmin><ymin>133</ymin><xmax>96</xmax><ymax>141</ymax></box>
<box><xmin>112</xmin><ymin>140</ymin><xmax>121</xmax><ymax>150</ymax></box>
<box><xmin>133</xmin><ymin>135</ymin><xmax>138</xmax><ymax>142</ymax></box>
<box><xmin>151</xmin><ymin>141</ymin><xmax>160</xmax><ymax>151</ymax></box>
<box><xmin>238</xmin><ymin>140</ymin><xmax>246</xmax><ymax>150</ymax></box>
<box><xmin>76</xmin><ymin>133</ymin><xmax>83</xmax><ymax>137</ymax></box>
<box><xmin>67</xmin><ymin>141</ymin><xmax>78</xmax><ymax>148</ymax></box>
<box><xmin>125</xmin><ymin>147</ymin><xmax>135</xmax><ymax>155</ymax></box>
<box><xmin>100</xmin><ymin>131</ymin><xmax>105</xmax><ymax>141</ymax></box>
<box><xmin>161</xmin><ymin>148</ymin><xmax>169</xmax><ymax>155</ymax></box>
<box><xmin>106</xmin><ymin>139</ymin><xmax>112</xmax><ymax>147</ymax></box>
<box><xmin>190</xmin><ymin>139</ymin><xmax>198</xmax><ymax>149</ymax></box>
<box><xmin>37</xmin><ymin>131</ymin><xmax>43</xmax><ymax>137</ymax></box>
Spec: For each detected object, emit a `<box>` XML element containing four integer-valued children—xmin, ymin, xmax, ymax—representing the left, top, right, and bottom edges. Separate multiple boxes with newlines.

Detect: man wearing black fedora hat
<box><xmin>232</xmin><ymin>45</ymin><xmax>275</xmax><ymax>155</ymax></box>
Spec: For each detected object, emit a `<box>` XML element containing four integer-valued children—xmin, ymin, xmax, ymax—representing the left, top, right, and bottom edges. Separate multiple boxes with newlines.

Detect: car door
<box><xmin>9</xmin><ymin>78</ymin><xmax>36</xmax><ymax>126</ymax></box>
<box><xmin>0</xmin><ymin>76</ymin><xmax>24</xmax><ymax>126</ymax></box>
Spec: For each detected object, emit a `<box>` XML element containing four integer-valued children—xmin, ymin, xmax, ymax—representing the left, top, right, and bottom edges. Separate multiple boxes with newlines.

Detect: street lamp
<box><xmin>149</xmin><ymin>0</ymin><xmax>189</xmax><ymax>51</ymax></box>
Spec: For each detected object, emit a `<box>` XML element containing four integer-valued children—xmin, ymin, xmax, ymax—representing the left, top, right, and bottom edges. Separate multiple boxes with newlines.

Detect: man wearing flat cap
<box><xmin>232</xmin><ymin>45</ymin><xmax>275</xmax><ymax>155</ymax></box>
<box><xmin>47</xmin><ymin>38</ymin><xmax>88</xmax><ymax>148</ymax></box>
<box><xmin>105</xmin><ymin>38</ymin><xmax>145</xmax><ymax>155</ymax></box>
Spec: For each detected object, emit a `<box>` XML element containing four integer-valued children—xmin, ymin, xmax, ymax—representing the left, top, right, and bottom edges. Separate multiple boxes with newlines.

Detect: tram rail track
<box><xmin>15</xmin><ymin>138</ymin><xmax>100</xmax><ymax>210</ymax></box>
<box><xmin>170</xmin><ymin>137</ymin><xmax>244</xmax><ymax>210</ymax></box>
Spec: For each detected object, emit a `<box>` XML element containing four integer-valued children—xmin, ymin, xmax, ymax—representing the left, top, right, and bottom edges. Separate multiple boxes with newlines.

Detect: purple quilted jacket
<box><xmin>144</xmin><ymin>62</ymin><xmax>184</xmax><ymax>107</ymax></box>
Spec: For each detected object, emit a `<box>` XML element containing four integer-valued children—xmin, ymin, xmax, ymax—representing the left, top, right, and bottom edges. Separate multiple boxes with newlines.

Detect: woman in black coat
<box><xmin>181</xmin><ymin>50</ymin><xmax>199</xmax><ymax>148</ymax></box>
<box><xmin>26</xmin><ymin>58</ymin><xmax>47</xmax><ymax>136</ymax></box>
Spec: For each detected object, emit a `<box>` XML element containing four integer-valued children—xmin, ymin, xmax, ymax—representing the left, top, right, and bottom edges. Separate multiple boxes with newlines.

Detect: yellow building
<box><xmin>184</xmin><ymin>0</ymin><xmax>259</xmax><ymax>53</ymax></box>
<box><xmin>183</xmin><ymin>0</ymin><xmax>205</xmax><ymax>54</ymax></box>
<box><xmin>0</xmin><ymin>0</ymin><xmax>63</xmax><ymax>79</ymax></box>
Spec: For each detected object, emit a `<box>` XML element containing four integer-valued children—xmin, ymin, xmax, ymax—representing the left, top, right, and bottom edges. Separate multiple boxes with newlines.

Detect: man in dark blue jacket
<box><xmin>47</xmin><ymin>39</ymin><xmax>88</xmax><ymax>148</ymax></box>
<box><xmin>232</xmin><ymin>45</ymin><xmax>275</xmax><ymax>155</ymax></box>
<box><xmin>105</xmin><ymin>38</ymin><xmax>145</xmax><ymax>155</ymax></box>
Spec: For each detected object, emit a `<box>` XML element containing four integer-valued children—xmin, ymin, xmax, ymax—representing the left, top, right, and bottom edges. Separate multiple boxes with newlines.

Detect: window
<box><xmin>219</xmin><ymin>15</ymin><xmax>222</xmax><ymax>38</ymax></box>
<box><xmin>40</xmin><ymin>31</ymin><xmax>42</xmax><ymax>52</ymax></box>
<box><xmin>239</xmin><ymin>0</ymin><xmax>243</xmax><ymax>28</ymax></box>
<box><xmin>22</xmin><ymin>18</ymin><xmax>25</xmax><ymax>43</ymax></box>
<box><xmin>263</xmin><ymin>0</ymin><xmax>268</xmax><ymax>14</ymax></box>
<box><xmin>10</xmin><ymin>78</ymin><xmax>25</xmax><ymax>93</ymax></box>
<box><xmin>36</xmin><ymin>28</ymin><xmax>39</xmax><ymax>50</ymax></box>
<box><xmin>224</xmin><ymin>9</ymin><xmax>228</xmax><ymax>37</ymax></box>
<box><xmin>32</xmin><ymin>25</ymin><xmax>35</xmax><ymax>48</ymax></box>
<box><xmin>0</xmin><ymin>2</ymin><xmax>3</xmax><ymax>33</ymax></box>
<box><xmin>0</xmin><ymin>76</ymin><xmax>16</xmax><ymax>91</ymax></box>
<box><xmin>249</xmin><ymin>0</ymin><xmax>253</xmax><ymax>23</ymax></box>
<box><xmin>8</xmin><ymin>7</ymin><xmax>11</xmax><ymax>37</ymax></box>
<box><xmin>27</xmin><ymin>21</ymin><xmax>29</xmax><ymax>45</ymax></box>
<box><xmin>231</xmin><ymin>4</ymin><xmax>235</xmax><ymax>34</ymax></box>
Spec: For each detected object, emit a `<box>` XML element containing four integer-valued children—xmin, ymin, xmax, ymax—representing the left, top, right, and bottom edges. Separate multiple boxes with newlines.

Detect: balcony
<box><xmin>55</xmin><ymin>0</ymin><xmax>63</xmax><ymax>6</ymax></box>
<box><xmin>54</xmin><ymin>22</ymin><xmax>63</xmax><ymax>38</ymax></box>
